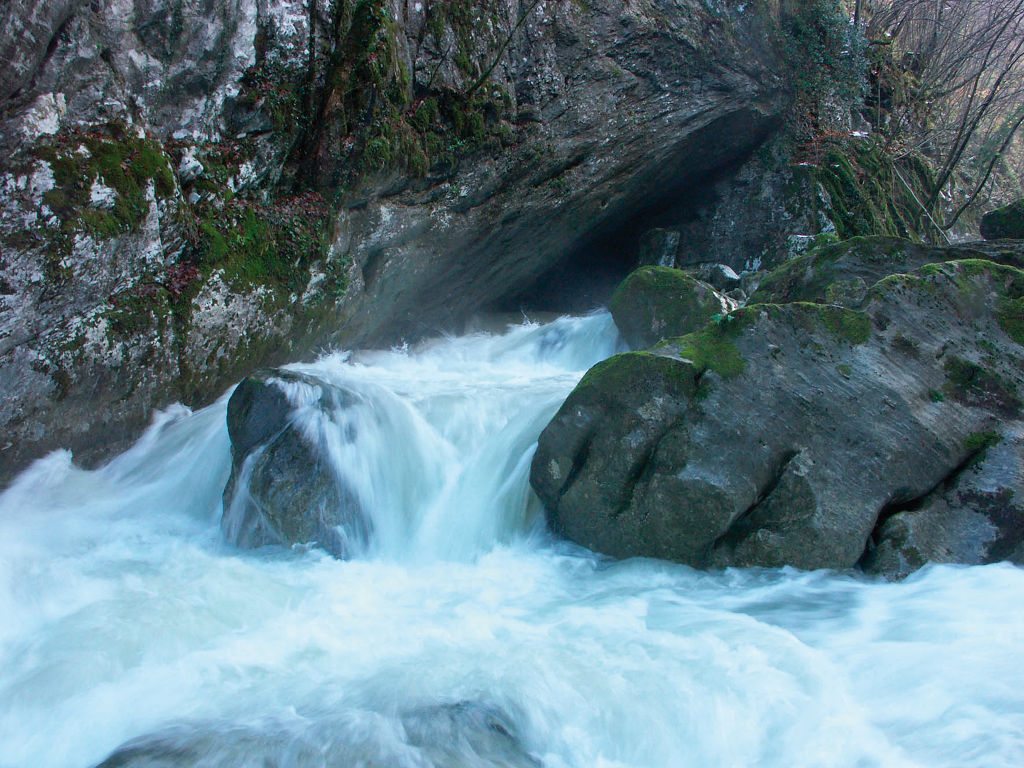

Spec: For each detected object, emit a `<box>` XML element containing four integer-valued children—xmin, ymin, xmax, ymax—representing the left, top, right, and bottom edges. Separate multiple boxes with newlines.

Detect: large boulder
<box><xmin>609</xmin><ymin>266</ymin><xmax>731</xmax><ymax>349</ymax></box>
<box><xmin>222</xmin><ymin>369</ymin><xmax>369</xmax><ymax>558</ymax></box>
<box><xmin>531</xmin><ymin>259</ymin><xmax>1024</xmax><ymax>576</ymax></box>
<box><xmin>980</xmin><ymin>199</ymin><xmax>1024</xmax><ymax>240</ymax></box>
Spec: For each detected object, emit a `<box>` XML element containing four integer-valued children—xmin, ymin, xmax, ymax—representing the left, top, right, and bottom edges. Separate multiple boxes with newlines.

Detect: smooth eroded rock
<box><xmin>222</xmin><ymin>369</ymin><xmax>370</xmax><ymax>559</ymax></box>
<box><xmin>532</xmin><ymin>259</ymin><xmax>1024</xmax><ymax>576</ymax></box>
<box><xmin>94</xmin><ymin>701</ymin><xmax>540</xmax><ymax>768</ymax></box>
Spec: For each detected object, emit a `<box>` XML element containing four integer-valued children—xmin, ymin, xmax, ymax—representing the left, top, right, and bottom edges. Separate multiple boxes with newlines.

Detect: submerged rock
<box><xmin>222</xmin><ymin>370</ymin><xmax>369</xmax><ymax>559</ymax></box>
<box><xmin>94</xmin><ymin>701</ymin><xmax>540</xmax><ymax>768</ymax></box>
<box><xmin>532</xmin><ymin>258</ymin><xmax>1024</xmax><ymax>576</ymax></box>
<box><xmin>980</xmin><ymin>199</ymin><xmax>1024</xmax><ymax>240</ymax></box>
<box><xmin>609</xmin><ymin>266</ymin><xmax>731</xmax><ymax>350</ymax></box>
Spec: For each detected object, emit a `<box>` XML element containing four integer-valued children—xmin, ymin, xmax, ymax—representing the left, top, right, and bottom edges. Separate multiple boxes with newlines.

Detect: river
<box><xmin>1</xmin><ymin>312</ymin><xmax>1022</xmax><ymax>767</ymax></box>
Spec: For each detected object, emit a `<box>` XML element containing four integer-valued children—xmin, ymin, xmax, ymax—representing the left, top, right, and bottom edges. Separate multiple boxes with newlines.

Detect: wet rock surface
<box><xmin>222</xmin><ymin>369</ymin><xmax>369</xmax><ymax>558</ymax></box>
<box><xmin>94</xmin><ymin>700</ymin><xmax>540</xmax><ymax>768</ymax></box>
<box><xmin>532</xmin><ymin>251</ymin><xmax>1024</xmax><ymax>577</ymax></box>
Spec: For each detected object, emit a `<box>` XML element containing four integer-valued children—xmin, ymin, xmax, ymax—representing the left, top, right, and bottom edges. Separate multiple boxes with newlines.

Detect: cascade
<box><xmin>1</xmin><ymin>313</ymin><xmax>1022</xmax><ymax>768</ymax></box>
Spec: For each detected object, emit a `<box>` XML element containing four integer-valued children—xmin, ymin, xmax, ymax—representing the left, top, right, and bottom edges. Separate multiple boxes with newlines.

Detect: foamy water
<box><xmin>1</xmin><ymin>313</ymin><xmax>1021</xmax><ymax>768</ymax></box>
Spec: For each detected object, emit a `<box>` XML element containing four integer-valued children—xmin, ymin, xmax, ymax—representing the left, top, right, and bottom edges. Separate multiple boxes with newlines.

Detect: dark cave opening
<box><xmin>491</xmin><ymin>156</ymin><xmax>747</xmax><ymax>315</ymax></box>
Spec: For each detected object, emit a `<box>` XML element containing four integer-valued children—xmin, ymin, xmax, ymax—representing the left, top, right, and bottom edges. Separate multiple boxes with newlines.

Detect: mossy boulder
<box><xmin>609</xmin><ymin>266</ymin><xmax>729</xmax><ymax>349</ymax></box>
<box><xmin>222</xmin><ymin>370</ymin><xmax>370</xmax><ymax>558</ymax></box>
<box><xmin>750</xmin><ymin>236</ymin><xmax>994</xmax><ymax>306</ymax></box>
<box><xmin>532</xmin><ymin>260</ymin><xmax>1024</xmax><ymax>576</ymax></box>
<box><xmin>980</xmin><ymin>199</ymin><xmax>1024</xmax><ymax>240</ymax></box>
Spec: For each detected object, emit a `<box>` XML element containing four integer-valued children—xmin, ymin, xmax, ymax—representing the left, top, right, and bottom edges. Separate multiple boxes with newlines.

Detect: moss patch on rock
<box><xmin>980</xmin><ymin>199</ymin><xmax>1024</xmax><ymax>240</ymax></box>
<box><xmin>751</xmin><ymin>235</ymin><xmax>968</xmax><ymax>306</ymax></box>
<box><xmin>293</xmin><ymin>0</ymin><xmax>517</xmax><ymax>192</ymax></box>
<box><xmin>610</xmin><ymin>266</ymin><xmax>725</xmax><ymax>349</ymax></box>
<box><xmin>800</xmin><ymin>136</ymin><xmax>937</xmax><ymax>243</ymax></box>
<box><xmin>655</xmin><ymin>311</ymin><xmax>752</xmax><ymax>381</ymax></box>
<box><xmin>190</xmin><ymin>192</ymin><xmax>333</xmax><ymax>293</ymax></box>
<box><xmin>998</xmin><ymin>296</ymin><xmax>1024</xmax><ymax>344</ymax></box>
<box><xmin>943</xmin><ymin>355</ymin><xmax>1020</xmax><ymax>417</ymax></box>
<box><xmin>574</xmin><ymin>351</ymin><xmax>701</xmax><ymax>402</ymax></box>
<box><xmin>32</xmin><ymin>123</ymin><xmax>176</xmax><ymax>252</ymax></box>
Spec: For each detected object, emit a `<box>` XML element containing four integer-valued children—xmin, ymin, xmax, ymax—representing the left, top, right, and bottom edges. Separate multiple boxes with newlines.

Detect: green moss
<box><xmin>837</xmin><ymin>363</ymin><xmax>852</xmax><ymax>377</ymax></box>
<box><xmin>610</xmin><ymin>266</ymin><xmax>728</xmax><ymax>348</ymax></box>
<box><xmin>928</xmin><ymin>389</ymin><xmax>945</xmax><ymax>403</ymax></box>
<box><xmin>574</xmin><ymin>351</ymin><xmax>700</xmax><ymax>399</ymax></box>
<box><xmin>659</xmin><ymin>317</ymin><xmax>747</xmax><ymax>380</ymax></box>
<box><xmin>190</xmin><ymin>192</ymin><xmax>331</xmax><ymax>292</ymax></box>
<box><xmin>31</xmin><ymin>125</ymin><xmax>177</xmax><ymax>250</ymax></box>
<box><xmin>943</xmin><ymin>355</ymin><xmax>1020</xmax><ymax>414</ymax></box>
<box><xmin>294</xmin><ymin>0</ymin><xmax>516</xmax><ymax>191</ymax></box>
<box><xmin>962</xmin><ymin>431</ymin><xmax>1002</xmax><ymax>467</ymax></box>
<box><xmin>963</xmin><ymin>430</ymin><xmax>1001</xmax><ymax>455</ymax></box>
<box><xmin>796</xmin><ymin>303</ymin><xmax>871</xmax><ymax>344</ymax></box>
<box><xmin>807</xmin><ymin>138</ymin><xmax>938</xmax><ymax>242</ymax></box>
<box><xmin>80</xmin><ymin>210</ymin><xmax>121</xmax><ymax>239</ymax></box>
<box><xmin>998</xmin><ymin>296</ymin><xmax>1024</xmax><ymax>344</ymax></box>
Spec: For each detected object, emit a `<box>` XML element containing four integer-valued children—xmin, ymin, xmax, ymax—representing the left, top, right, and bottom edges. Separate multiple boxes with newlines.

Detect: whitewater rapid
<box><xmin>0</xmin><ymin>312</ymin><xmax>1022</xmax><ymax>768</ymax></box>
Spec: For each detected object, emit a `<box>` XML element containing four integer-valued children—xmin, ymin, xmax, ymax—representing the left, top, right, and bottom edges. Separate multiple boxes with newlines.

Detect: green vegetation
<box><xmin>818</xmin><ymin>304</ymin><xmax>871</xmax><ymax>344</ymax></box>
<box><xmin>610</xmin><ymin>266</ymin><xmax>725</xmax><ymax>347</ymax></box>
<box><xmin>289</xmin><ymin>0</ymin><xmax>516</xmax><ymax>192</ymax></box>
<box><xmin>188</xmin><ymin>192</ymin><xmax>334</xmax><ymax>293</ymax></box>
<box><xmin>749</xmin><ymin>301</ymin><xmax>872</xmax><ymax>345</ymax></box>
<box><xmin>658</xmin><ymin>314</ymin><xmax>749</xmax><ymax>380</ymax></box>
<box><xmin>32</xmin><ymin>124</ymin><xmax>176</xmax><ymax>253</ymax></box>
<box><xmin>998</xmin><ymin>296</ymin><xmax>1024</xmax><ymax>344</ymax></box>
<box><xmin>574</xmin><ymin>352</ymin><xmax>700</xmax><ymax>399</ymax></box>
<box><xmin>963</xmin><ymin>430</ymin><xmax>1001</xmax><ymax>455</ymax></box>
<box><xmin>962</xmin><ymin>430</ymin><xmax>1002</xmax><ymax>466</ymax></box>
<box><xmin>811</xmin><ymin>138</ymin><xmax>938</xmax><ymax>242</ymax></box>
<box><xmin>779</xmin><ymin>0</ymin><xmax>865</xmax><ymax>141</ymax></box>
<box><xmin>943</xmin><ymin>355</ymin><xmax>1020</xmax><ymax>415</ymax></box>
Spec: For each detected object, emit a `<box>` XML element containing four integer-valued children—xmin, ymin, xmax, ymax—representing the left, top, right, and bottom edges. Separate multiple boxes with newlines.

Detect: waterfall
<box><xmin>1</xmin><ymin>313</ymin><xmax>1022</xmax><ymax>768</ymax></box>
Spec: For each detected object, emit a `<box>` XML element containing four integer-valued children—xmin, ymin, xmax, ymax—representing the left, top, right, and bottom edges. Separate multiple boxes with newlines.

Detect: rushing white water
<box><xmin>1</xmin><ymin>312</ymin><xmax>1023</xmax><ymax>768</ymax></box>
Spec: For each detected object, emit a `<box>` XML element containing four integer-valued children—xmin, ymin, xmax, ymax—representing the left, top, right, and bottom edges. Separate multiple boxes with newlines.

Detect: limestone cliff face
<box><xmin>0</xmin><ymin>0</ymin><xmax>788</xmax><ymax>483</ymax></box>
